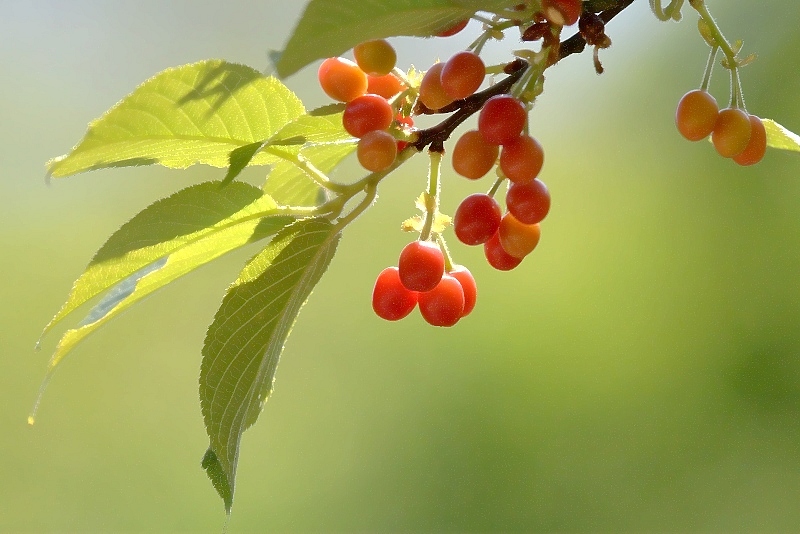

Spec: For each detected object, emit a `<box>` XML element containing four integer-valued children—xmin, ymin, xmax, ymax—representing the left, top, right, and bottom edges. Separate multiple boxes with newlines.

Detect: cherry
<box><xmin>452</xmin><ymin>130</ymin><xmax>500</xmax><ymax>179</ymax></box>
<box><xmin>478</xmin><ymin>95</ymin><xmax>527</xmax><ymax>145</ymax></box>
<box><xmin>499</xmin><ymin>134</ymin><xmax>544</xmax><ymax>183</ymax></box>
<box><xmin>449</xmin><ymin>265</ymin><xmax>477</xmax><ymax>317</ymax></box>
<box><xmin>506</xmin><ymin>179</ymin><xmax>551</xmax><ymax>225</ymax></box>
<box><xmin>357</xmin><ymin>130</ymin><xmax>397</xmax><ymax>172</ymax></box>
<box><xmin>712</xmin><ymin>108</ymin><xmax>752</xmax><ymax>158</ymax></box>
<box><xmin>342</xmin><ymin>94</ymin><xmax>394</xmax><ymax>138</ymax></box>
<box><xmin>353</xmin><ymin>39</ymin><xmax>397</xmax><ymax>77</ymax></box>
<box><xmin>418</xmin><ymin>63</ymin><xmax>454</xmax><ymax>111</ymax></box>
<box><xmin>372</xmin><ymin>267</ymin><xmax>418</xmax><ymax>321</ymax></box>
<box><xmin>541</xmin><ymin>0</ymin><xmax>582</xmax><ymax>26</ymax></box>
<box><xmin>398</xmin><ymin>241</ymin><xmax>445</xmax><ymax>292</ymax></box>
<box><xmin>367</xmin><ymin>73</ymin><xmax>405</xmax><ymax>99</ymax></box>
<box><xmin>454</xmin><ymin>193</ymin><xmax>502</xmax><ymax>246</ymax></box>
<box><xmin>436</xmin><ymin>19</ymin><xmax>469</xmax><ymax>37</ymax></box>
<box><xmin>498</xmin><ymin>213</ymin><xmax>541</xmax><ymax>259</ymax></box>
<box><xmin>395</xmin><ymin>114</ymin><xmax>414</xmax><ymax>151</ymax></box>
<box><xmin>418</xmin><ymin>274</ymin><xmax>465</xmax><ymax>327</ymax></box>
<box><xmin>675</xmin><ymin>90</ymin><xmax>719</xmax><ymax>142</ymax></box>
<box><xmin>440</xmin><ymin>51</ymin><xmax>485</xmax><ymax>100</ymax></box>
<box><xmin>484</xmin><ymin>232</ymin><xmax>523</xmax><ymax>271</ymax></box>
<box><xmin>317</xmin><ymin>57</ymin><xmax>368</xmax><ymax>103</ymax></box>
<box><xmin>733</xmin><ymin>115</ymin><xmax>767</xmax><ymax>166</ymax></box>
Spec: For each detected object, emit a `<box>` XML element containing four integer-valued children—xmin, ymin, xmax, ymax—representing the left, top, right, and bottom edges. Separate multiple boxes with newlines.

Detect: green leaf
<box><xmin>47</xmin><ymin>60</ymin><xmax>304</xmax><ymax>178</ymax></box>
<box><xmin>40</xmin><ymin>182</ymin><xmax>294</xmax><ymax>360</ymax></box>
<box><xmin>222</xmin><ymin>109</ymin><xmax>354</xmax><ymax>188</ymax></box>
<box><xmin>199</xmin><ymin>218</ymin><xmax>341</xmax><ymax>511</ymax></box>
<box><xmin>764</xmin><ymin>118</ymin><xmax>800</xmax><ymax>153</ymax></box>
<box><xmin>276</xmin><ymin>0</ymin><xmax>523</xmax><ymax>77</ymax></box>
<box><xmin>264</xmin><ymin>143</ymin><xmax>356</xmax><ymax>207</ymax></box>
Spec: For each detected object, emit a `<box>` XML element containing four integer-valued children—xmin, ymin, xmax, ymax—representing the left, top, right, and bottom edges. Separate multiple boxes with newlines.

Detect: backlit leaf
<box><xmin>41</xmin><ymin>182</ymin><xmax>292</xmax><ymax>352</ymax></box>
<box><xmin>199</xmin><ymin>218</ymin><xmax>340</xmax><ymax>511</ymax></box>
<box><xmin>47</xmin><ymin>60</ymin><xmax>304</xmax><ymax>178</ymax></box>
<box><xmin>276</xmin><ymin>0</ymin><xmax>523</xmax><ymax>77</ymax></box>
<box><xmin>764</xmin><ymin>118</ymin><xmax>800</xmax><ymax>153</ymax></box>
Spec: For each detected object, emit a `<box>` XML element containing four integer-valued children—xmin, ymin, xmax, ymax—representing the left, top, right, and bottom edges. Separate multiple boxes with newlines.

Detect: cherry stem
<box><xmin>419</xmin><ymin>150</ymin><xmax>442</xmax><ymax>242</ymax></box>
<box><xmin>700</xmin><ymin>45</ymin><xmax>718</xmax><ymax>92</ymax></box>
<box><xmin>487</xmin><ymin>176</ymin><xmax>505</xmax><ymax>198</ymax></box>
<box><xmin>435</xmin><ymin>233</ymin><xmax>456</xmax><ymax>273</ymax></box>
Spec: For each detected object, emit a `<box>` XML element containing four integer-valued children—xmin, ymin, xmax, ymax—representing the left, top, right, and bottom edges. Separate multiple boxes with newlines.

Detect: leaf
<box><xmin>199</xmin><ymin>218</ymin><xmax>341</xmax><ymax>511</ymax></box>
<box><xmin>763</xmin><ymin>119</ymin><xmax>800</xmax><ymax>153</ymax></box>
<box><xmin>42</xmin><ymin>210</ymin><xmax>293</xmax><ymax>374</ymax></box>
<box><xmin>221</xmin><ymin>109</ymin><xmax>354</xmax><ymax>187</ymax></box>
<box><xmin>264</xmin><ymin>143</ymin><xmax>357</xmax><ymax>207</ymax></box>
<box><xmin>47</xmin><ymin>60</ymin><xmax>304</xmax><ymax>178</ymax></box>
<box><xmin>276</xmin><ymin>0</ymin><xmax>523</xmax><ymax>78</ymax></box>
<box><xmin>41</xmin><ymin>182</ymin><xmax>292</xmax><ymax>352</ymax></box>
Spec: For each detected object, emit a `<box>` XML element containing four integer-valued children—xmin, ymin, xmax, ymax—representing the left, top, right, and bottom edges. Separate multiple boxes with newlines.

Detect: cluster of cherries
<box><xmin>313</xmin><ymin>6</ymin><xmax>580</xmax><ymax>326</ymax></box>
<box><xmin>675</xmin><ymin>91</ymin><xmax>767</xmax><ymax>166</ymax></box>
<box><xmin>451</xmin><ymin>95</ymin><xmax>550</xmax><ymax>271</ymax></box>
<box><xmin>372</xmin><ymin>246</ymin><xmax>477</xmax><ymax>327</ymax></box>
<box><xmin>317</xmin><ymin>39</ymin><xmax>410</xmax><ymax>172</ymax></box>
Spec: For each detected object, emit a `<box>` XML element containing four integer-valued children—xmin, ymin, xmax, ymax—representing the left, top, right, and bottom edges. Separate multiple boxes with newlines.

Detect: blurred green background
<box><xmin>3</xmin><ymin>1</ymin><xmax>800</xmax><ymax>532</ymax></box>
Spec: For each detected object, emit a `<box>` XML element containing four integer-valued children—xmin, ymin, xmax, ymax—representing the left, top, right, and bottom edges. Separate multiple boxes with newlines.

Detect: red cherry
<box><xmin>452</xmin><ymin>130</ymin><xmax>500</xmax><ymax>180</ymax></box>
<box><xmin>398</xmin><ymin>241</ymin><xmax>445</xmax><ymax>292</ymax></box>
<box><xmin>440</xmin><ymin>51</ymin><xmax>485</xmax><ymax>100</ymax></box>
<box><xmin>449</xmin><ymin>265</ymin><xmax>477</xmax><ymax>317</ymax></box>
<box><xmin>733</xmin><ymin>115</ymin><xmax>767</xmax><ymax>166</ymax></box>
<box><xmin>342</xmin><ymin>94</ymin><xmax>394</xmax><ymax>138</ymax></box>
<box><xmin>454</xmin><ymin>193</ymin><xmax>502</xmax><ymax>246</ymax></box>
<box><xmin>419</xmin><ymin>274</ymin><xmax>465</xmax><ymax>327</ymax></box>
<box><xmin>484</xmin><ymin>232</ymin><xmax>522</xmax><ymax>271</ymax></box>
<box><xmin>478</xmin><ymin>95</ymin><xmax>527</xmax><ymax>145</ymax></box>
<box><xmin>675</xmin><ymin>89</ymin><xmax>719</xmax><ymax>142</ymax></box>
<box><xmin>499</xmin><ymin>135</ymin><xmax>544</xmax><ymax>183</ymax></box>
<box><xmin>372</xmin><ymin>267</ymin><xmax>418</xmax><ymax>321</ymax></box>
<box><xmin>436</xmin><ymin>19</ymin><xmax>469</xmax><ymax>37</ymax></box>
<box><xmin>506</xmin><ymin>179</ymin><xmax>551</xmax><ymax>225</ymax></box>
<box><xmin>541</xmin><ymin>0</ymin><xmax>582</xmax><ymax>26</ymax></box>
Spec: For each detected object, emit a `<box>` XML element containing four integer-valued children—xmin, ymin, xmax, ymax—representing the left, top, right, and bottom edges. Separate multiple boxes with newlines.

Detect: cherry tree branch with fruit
<box><xmin>30</xmin><ymin>0</ymin><xmax>800</xmax><ymax>519</ymax></box>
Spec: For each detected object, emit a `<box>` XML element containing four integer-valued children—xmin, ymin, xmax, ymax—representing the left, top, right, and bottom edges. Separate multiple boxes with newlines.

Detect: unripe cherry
<box><xmin>353</xmin><ymin>39</ymin><xmax>397</xmax><ymax>77</ymax></box>
<box><xmin>675</xmin><ymin>90</ymin><xmax>719</xmax><ymax>141</ymax></box>
<box><xmin>357</xmin><ymin>130</ymin><xmax>397</xmax><ymax>172</ymax></box>
<box><xmin>712</xmin><ymin>108</ymin><xmax>752</xmax><ymax>158</ymax></box>
<box><xmin>418</xmin><ymin>274</ymin><xmax>465</xmax><ymax>327</ymax></box>
<box><xmin>499</xmin><ymin>135</ymin><xmax>544</xmax><ymax>183</ymax></box>
<box><xmin>452</xmin><ymin>130</ymin><xmax>499</xmax><ymax>180</ymax></box>
<box><xmin>484</xmin><ymin>232</ymin><xmax>522</xmax><ymax>271</ymax></box>
<box><xmin>454</xmin><ymin>193</ymin><xmax>502</xmax><ymax>246</ymax></box>
<box><xmin>398</xmin><ymin>241</ymin><xmax>445</xmax><ymax>292</ymax></box>
<box><xmin>372</xmin><ymin>267</ymin><xmax>418</xmax><ymax>321</ymax></box>
<box><xmin>317</xmin><ymin>57</ymin><xmax>368</xmax><ymax>103</ymax></box>
<box><xmin>733</xmin><ymin>115</ymin><xmax>767</xmax><ymax>166</ymax></box>
<box><xmin>478</xmin><ymin>95</ymin><xmax>527</xmax><ymax>145</ymax></box>
<box><xmin>449</xmin><ymin>265</ymin><xmax>477</xmax><ymax>317</ymax></box>
<box><xmin>342</xmin><ymin>94</ymin><xmax>394</xmax><ymax>138</ymax></box>
<box><xmin>506</xmin><ymin>179</ymin><xmax>551</xmax><ymax>225</ymax></box>
<box><xmin>418</xmin><ymin>63</ymin><xmax>454</xmax><ymax>111</ymax></box>
<box><xmin>498</xmin><ymin>213</ymin><xmax>541</xmax><ymax>259</ymax></box>
<box><xmin>440</xmin><ymin>51</ymin><xmax>485</xmax><ymax>100</ymax></box>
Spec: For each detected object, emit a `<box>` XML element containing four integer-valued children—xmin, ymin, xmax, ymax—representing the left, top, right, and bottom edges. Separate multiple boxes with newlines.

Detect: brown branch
<box><xmin>410</xmin><ymin>0</ymin><xmax>637</xmax><ymax>152</ymax></box>
<box><xmin>558</xmin><ymin>0</ymin><xmax>635</xmax><ymax>61</ymax></box>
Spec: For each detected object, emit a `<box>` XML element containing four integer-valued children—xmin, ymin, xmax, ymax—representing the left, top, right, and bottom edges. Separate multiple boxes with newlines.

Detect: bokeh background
<box><xmin>3</xmin><ymin>1</ymin><xmax>800</xmax><ymax>532</ymax></box>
